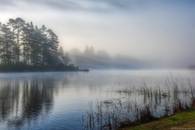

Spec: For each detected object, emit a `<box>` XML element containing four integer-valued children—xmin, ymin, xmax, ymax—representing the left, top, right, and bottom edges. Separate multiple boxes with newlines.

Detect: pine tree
<box><xmin>0</xmin><ymin>18</ymin><xmax>75</xmax><ymax>71</ymax></box>
<box><xmin>0</xmin><ymin>23</ymin><xmax>3</xmax><ymax>64</ymax></box>
<box><xmin>7</xmin><ymin>18</ymin><xmax>25</xmax><ymax>64</ymax></box>
<box><xmin>46</xmin><ymin>29</ymin><xmax>59</xmax><ymax>65</ymax></box>
<box><xmin>0</xmin><ymin>24</ymin><xmax>15</xmax><ymax>64</ymax></box>
<box><xmin>21</xmin><ymin>22</ymin><xmax>33</xmax><ymax>65</ymax></box>
<box><xmin>58</xmin><ymin>47</ymin><xmax>70</xmax><ymax>65</ymax></box>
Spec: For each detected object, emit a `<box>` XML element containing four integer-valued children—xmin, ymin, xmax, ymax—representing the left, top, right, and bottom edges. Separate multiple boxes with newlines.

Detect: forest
<box><xmin>0</xmin><ymin>18</ymin><xmax>78</xmax><ymax>71</ymax></box>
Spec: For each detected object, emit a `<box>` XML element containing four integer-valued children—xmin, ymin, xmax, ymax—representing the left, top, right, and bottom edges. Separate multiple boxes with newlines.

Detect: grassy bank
<box><xmin>119</xmin><ymin>110</ymin><xmax>195</xmax><ymax>130</ymax></box>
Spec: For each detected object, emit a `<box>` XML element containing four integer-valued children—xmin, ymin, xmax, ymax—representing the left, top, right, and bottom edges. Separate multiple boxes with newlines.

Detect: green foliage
<box><xmin>0</xmin><ymin>18</ymin><xmax>77</xmax><ymax>71</ymax></box>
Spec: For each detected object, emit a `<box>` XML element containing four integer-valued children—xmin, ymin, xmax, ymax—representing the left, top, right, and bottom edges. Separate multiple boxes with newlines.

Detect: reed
<box><xmin>82</xmin><ymin>80</ymin><xmax>195</xmax><ymax>130</ymax></box>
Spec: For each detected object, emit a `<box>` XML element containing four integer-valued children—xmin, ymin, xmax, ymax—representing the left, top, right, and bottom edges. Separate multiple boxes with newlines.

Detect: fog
<box><xmin>68</xmin><ymin>46</ymin><xmax>146</xmax><ymax>69</ymax></box>
<box><xmin>0</xmin><ymin>0</ymin><xmax>195</xmax><ymax>68</ymax></box>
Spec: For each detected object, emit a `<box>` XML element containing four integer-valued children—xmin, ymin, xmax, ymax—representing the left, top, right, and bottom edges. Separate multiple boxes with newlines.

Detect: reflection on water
<box><xmin>0</xmin><ymin>76</ymin><xmax>59</xmax><ymax>129</ymax></box>
<box><xmin>0</xmin><ymin>70</ymin><xmax>194</xmax><ymax>130</ymax></box>
<box><xmin>0</xmin><ymin>73</ymin><xmax>69</xmax><ymax>130</ymax></box>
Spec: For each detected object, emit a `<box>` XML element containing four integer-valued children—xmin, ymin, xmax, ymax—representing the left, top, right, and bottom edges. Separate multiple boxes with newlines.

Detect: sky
<box><xmin>0</xmin><ymin>0</ymin><xmax>195</xmax><ymax>67</ymax></box>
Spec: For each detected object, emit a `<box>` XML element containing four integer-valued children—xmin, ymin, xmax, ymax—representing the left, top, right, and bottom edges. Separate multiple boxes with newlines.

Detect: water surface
<box><xmin>0</xmin><ymin>70</ymin><xmax>194</xmax><ymax>130</ymax></box>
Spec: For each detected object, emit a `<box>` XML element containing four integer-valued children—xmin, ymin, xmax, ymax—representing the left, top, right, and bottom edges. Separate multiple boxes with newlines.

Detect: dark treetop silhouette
<box><xmin>0</xmin><ymin>18</ymin><xmax>78</xmax><ymax>72</ymax></box>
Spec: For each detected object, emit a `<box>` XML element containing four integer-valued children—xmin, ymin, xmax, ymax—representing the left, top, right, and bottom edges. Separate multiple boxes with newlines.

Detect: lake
<box><xmin>0</xmin><ymin>70</ymin><xmax>194</xmax><ymax>130</ymax></box>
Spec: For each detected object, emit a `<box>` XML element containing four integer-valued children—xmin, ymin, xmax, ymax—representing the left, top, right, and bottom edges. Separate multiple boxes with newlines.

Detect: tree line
<box><xmin>0</xmin><ymin>18</ymin><xmax>77</xmax><ymax>71</ymax></box>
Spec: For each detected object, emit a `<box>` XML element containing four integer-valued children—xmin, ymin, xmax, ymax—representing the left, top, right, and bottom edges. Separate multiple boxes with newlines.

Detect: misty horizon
<box><xmin>0</xmin><ymin>0</ymin><xmax>194</xmax><ymax>68</ymax></box>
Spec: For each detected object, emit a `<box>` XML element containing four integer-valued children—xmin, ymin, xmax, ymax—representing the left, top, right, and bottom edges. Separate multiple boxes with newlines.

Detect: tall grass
<box><xmin>82</xmin><ymin>80</ymin><xmax>195</xmax><ymax>130</ymax></box>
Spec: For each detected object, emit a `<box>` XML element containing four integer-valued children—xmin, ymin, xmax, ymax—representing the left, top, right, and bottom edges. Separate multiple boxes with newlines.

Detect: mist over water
<box><xmin>0</xmin><ymin>70</ymin><xmax>194</xmax><ymax>130</ymax></box>
<box><xmin>69</xmin><ymin>46</ymin><xmax>145</xmax><ymax>69</ymax></box>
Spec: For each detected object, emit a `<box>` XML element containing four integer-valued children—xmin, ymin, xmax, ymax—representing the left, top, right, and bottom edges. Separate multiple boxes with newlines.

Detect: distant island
<box><xmin>0</xmin><ymin>18</ymin><xmax>81</xmax><ymax>72</ymax></box>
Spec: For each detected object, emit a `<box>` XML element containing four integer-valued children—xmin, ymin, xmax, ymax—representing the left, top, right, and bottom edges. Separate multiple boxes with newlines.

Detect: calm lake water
<box><xmin>0</xmin><ymin>70</ymin><xmax>194</xmax><ymax>130</ymax></box>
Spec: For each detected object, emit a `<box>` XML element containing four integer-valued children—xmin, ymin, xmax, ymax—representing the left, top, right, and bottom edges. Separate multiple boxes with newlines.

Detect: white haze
<box><xmin>0</xmin><ymin>0</ymin><xmax>195</xmax><ymax>68</ymax></box>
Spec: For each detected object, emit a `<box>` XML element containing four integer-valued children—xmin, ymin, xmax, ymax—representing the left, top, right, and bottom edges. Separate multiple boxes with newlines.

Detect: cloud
<box><xmin>1</xmin><ymin>0</ymin><xmax>194</xmax><ymax>13</ymax></box>
<box><xmin>0</xmin><ymin>0</ymin><xmax>16</xmax><ymax>8</ymax></box>
<box><xmin>0</xmin><ymin>0</ymin><xmax>113</xmax><ymax>12</ymax></box>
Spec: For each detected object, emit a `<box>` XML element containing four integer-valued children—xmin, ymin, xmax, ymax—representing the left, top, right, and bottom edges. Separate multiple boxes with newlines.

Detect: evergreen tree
<box><xmin>46</xmin><ymin>29</ymin><xmax>59</xmax><ymax>65</ymax></box>
<box><xmin>7</xmin><ymin>18</ymin><xmax>25</xmax><ymax>63</ymax></box>
<box><xmin>0</xmin><ymin>24</ymin><xmax>15</xmax><ymax>64</ymax></box>
<box><xmin>0</xmin><ymin>23</ymin><xmax>3</xmax><ymax>64</ymax></box>
<box><xmin>0</xmin><ymin>18</ymin><xmax>77</xmax><ymax>71</ymax></box>
<box><xmin>58</xmin><ymin>47</ymin><xmax>70</xmax><ymax>65</ymax></box>
<box><xmin>21</xmin><ymin>22</ymin><xmax>34</xmax><ymax>65</ymax></box>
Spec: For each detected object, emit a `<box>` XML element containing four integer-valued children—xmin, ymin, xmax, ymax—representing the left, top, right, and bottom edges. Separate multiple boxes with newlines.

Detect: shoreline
<box><xmin>0</xmin><ymin>68</ymin><xmax>89</xmax><ymax>73</ymax></box>
<box><xmin>0</xmin><ymin>69</ymin><xmax>90</xmax><ymax>73</ymax></box>
<box><xmin>0</xmin><ymin>64</ymin><xmax>89</xmax><ymax>73</ymax></box>
<box><xmin>118</xmin><ymin>109</ymin><xmax>195</xmax><ymax>130</ymax></box>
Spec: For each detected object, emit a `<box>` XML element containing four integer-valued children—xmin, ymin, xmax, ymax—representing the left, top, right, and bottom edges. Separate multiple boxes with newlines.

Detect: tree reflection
<box><xmin>0</xmin><ymin>77</ymin><xmax>61</xmax><ymax>129</ymax></box>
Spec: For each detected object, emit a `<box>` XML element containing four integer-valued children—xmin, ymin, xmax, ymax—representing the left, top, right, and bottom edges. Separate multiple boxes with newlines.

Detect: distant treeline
<box><xmin>69</xmin><ymin>46</ymin><xmax>145</xmax><ymax>69</ymax></box>
<box><xmin>0</xmin><ymin>18</ymin><xmax>78</xmax><ymax>71</ymax></box>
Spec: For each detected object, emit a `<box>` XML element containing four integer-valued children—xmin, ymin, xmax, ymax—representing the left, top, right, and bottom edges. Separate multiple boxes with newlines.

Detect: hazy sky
<box><xmin>0</xmin><ymin>0</ymin><xmax>195</xmax><ymax>67</ymax></box>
